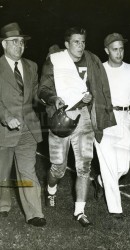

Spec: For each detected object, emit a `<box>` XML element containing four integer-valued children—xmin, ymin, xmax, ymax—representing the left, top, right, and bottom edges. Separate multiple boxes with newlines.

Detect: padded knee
<box><xmin>76</xmin><ymin>161</ymin><xmax>91</xmax><ymax>178</ymax></box>
<box><xmin>50</xmin><ymin>163</ymin><xmax>66</xmax><ymax>179</ymax></box>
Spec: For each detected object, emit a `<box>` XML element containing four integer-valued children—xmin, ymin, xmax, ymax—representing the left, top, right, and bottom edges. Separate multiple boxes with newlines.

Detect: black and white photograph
<box><xmin>0</xmin><ymin>0</ymin><xmax>130</xmax><ymax>249</ymax></box>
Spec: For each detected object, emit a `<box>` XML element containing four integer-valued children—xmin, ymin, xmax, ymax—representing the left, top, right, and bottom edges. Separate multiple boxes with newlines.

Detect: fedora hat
<box><xmin>0</xmin><ymin>22</ymin><xmax>31</xmax><ymax>42</ymax></box>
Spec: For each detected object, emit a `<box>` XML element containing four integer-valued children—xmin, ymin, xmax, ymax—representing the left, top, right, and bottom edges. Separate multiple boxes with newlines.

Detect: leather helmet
<box><xmin>48</xmin><ymin>105</ymin><xmax>80</xmax><ymax>137</ymax></box>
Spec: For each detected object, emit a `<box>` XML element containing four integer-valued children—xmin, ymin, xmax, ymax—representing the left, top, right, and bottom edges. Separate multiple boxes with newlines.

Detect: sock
<box><xmin>74</xmin><ymin>202</ymin><xmax>86</xmax><ymax>217</ymax></box>
<box><xmin>47</xmin><ymin>184</ymin><xmax>57</xmax><ymax>195</ymax></box>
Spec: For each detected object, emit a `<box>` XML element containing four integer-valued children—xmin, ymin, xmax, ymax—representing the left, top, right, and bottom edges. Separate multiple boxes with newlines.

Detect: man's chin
<box><xmin>14</xmin><ymin>55</ymin><xmax>22</xmax><ymax>60</ymax></box>
<box><xmin>116</xmin><ymin>59</ymin><xmax>122</xmax><ymax>63</ymax></box>
<box><xmin>78</xmin><ymin>52</ymin><xmax>83</xmax><ymax>56</ymax></box>
<box><xmin>77</xmin><ymin>53</ymin><xmax>83</xmax><ymax>59</ymax></box>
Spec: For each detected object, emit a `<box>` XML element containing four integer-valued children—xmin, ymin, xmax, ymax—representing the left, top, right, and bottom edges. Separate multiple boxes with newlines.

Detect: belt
<box><xmin>113</xmin><ymin>106</ymin><xmax>130</xmax><ymax>111</ymax></box>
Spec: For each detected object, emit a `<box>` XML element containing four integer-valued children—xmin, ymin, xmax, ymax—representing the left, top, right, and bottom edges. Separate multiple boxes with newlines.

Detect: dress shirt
<box><xmin>5</xmin><ymin>56</ymin><xmax>24</xmax><ymax>80</ymax></box>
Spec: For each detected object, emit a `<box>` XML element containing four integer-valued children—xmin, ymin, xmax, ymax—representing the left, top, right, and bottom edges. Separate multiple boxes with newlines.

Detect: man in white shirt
<box><xmin>95</xmin><ymin>33</ymin><xmax>130</xmax><ymax>218</ymax></box>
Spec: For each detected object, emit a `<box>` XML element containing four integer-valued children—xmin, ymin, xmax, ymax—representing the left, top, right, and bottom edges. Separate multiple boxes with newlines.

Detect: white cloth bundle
<box><xmin>50</xmin><ymin>50</ymin><xmax>88</xmax><ymax>110</ymax></box>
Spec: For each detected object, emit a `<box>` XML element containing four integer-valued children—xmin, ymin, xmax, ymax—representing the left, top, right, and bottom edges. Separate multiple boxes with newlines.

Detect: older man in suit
<box><xmin>0</xmin><ymin>22</ymin><xmax>46</xmax><ymax>227</ymax></box>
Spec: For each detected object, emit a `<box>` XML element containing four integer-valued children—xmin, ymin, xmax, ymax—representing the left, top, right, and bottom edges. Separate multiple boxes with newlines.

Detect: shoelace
<box><xmin>48</xmin><ymin>195</ymin><xmax>56</xmax><ymax>206</ymax></box>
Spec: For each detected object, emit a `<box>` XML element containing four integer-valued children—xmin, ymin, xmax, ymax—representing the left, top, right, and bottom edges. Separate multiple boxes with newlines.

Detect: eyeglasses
<box><xmin>72</xmin><ymin>41</ymin><xmax>85</xmax><ymax>47</ymax></box>
<box><xmin>5</xmin><ymin>39</ymin><xmax>25</xmax><ymax>46</ymax></box>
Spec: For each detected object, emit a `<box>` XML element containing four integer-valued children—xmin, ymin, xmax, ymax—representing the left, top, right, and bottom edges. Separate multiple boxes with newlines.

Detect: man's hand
<box><xmin>82</xmin><ymin>92</ymin><xmax>92</xmax><ymax>104</ymax></box>
<box><xmin>7</xmin><ymin>118</ymin><xmax>21</xmax><ymax>130</ymax></box>
<box><xmin>55</xmin><ymin>97</ymin><xmax>65</xmax><ymax>109</ymax></box>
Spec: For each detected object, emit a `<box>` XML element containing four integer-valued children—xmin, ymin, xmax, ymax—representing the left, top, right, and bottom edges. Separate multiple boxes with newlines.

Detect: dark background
<box><xmin>0</xmin><ymin>0</ymin><xmax>129</xmax><ymax>162</ymax></box>
<box><xmin>0</xmin><ymin>0</ymin><xmax>130</xmax><ymax>73</ymax></box>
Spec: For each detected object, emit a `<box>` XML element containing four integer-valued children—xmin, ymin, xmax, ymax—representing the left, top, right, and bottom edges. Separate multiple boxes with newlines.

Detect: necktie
<box><xmin>14</xmin><ymin>62</ymin><xmax>24</xmax><ymax>95</ymax></box>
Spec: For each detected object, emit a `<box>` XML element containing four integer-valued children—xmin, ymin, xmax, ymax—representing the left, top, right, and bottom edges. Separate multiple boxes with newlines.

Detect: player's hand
<box><xmin>7</xmin><ymin>118</ymin><xmax>21</xmax><ymax>130</ymax></box>
<box><xmin>82</xmin><ymin>92</ymin><xmax>92</xmax><ymax>103</ymax></box>
<box><xmin>55</xmin><ymin>97</ymin><xmax>65</xmax><ymax>109</ymax></box>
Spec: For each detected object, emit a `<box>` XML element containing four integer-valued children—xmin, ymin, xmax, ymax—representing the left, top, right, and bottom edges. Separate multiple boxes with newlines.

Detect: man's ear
<box><xmin>2</xmin><ymin>40</ymin><xmax>6</xmax><ymax>49</ymax></box>
<box><xmin>104</xmin><ymin>47</ymin><xmax>109</xmax><ymax>55</ymax></box>
<box><xmin>65</xmin><ymin>41</ymin><xmax>69</xmax><ymax>49</ymax></box>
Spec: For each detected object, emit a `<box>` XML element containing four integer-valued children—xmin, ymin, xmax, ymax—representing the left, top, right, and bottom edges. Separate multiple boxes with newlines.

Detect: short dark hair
<box><xmin>64</xmin><ymin>27</ymin><xmax>86</xmax><ymax>42</ymax></box>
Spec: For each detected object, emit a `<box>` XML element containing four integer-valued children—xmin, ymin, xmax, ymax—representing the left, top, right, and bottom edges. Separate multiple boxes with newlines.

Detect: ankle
<box><xmin>74</xmin><ymin>201</ymin><xmax>86</xmax><ymax>216</ymax></box>
<box><xmin>47</xmin><ymin>184</ymin><xmax>57</xmax><ymax>195</ymax></box>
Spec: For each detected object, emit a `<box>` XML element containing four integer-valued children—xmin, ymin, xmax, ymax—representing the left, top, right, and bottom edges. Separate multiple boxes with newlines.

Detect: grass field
<box><xmin>0</xmin><ymin>153</ymin><xmax>130</xmax><ymax>250</ymax></box>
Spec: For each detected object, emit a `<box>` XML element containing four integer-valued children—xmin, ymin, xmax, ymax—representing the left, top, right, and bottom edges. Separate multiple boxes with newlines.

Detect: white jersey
<box><xmin>103</xmin><ymin>61</ymin><xmax>130</xmax><ymax>107</ymax></box>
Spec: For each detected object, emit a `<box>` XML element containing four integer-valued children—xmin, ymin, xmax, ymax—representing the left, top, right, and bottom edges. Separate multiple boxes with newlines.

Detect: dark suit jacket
<box><xmin>0</xmin><ymin>55</ymin><xmax>42</xmax><ymax>146</ymax></box>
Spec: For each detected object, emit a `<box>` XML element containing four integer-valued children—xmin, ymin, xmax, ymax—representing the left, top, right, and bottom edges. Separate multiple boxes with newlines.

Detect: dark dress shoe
<box><xmin>110</xmin><ymin>213</ymin><xmax>126</xmax><ymax>219</ymax></box>
<box><xmin>93</xmin><ymin>176</ymin><xmax>104</xmax><ymax>200</ymax></box>
<box><xmin>74</xmin><ymin>213</ymin><xmax>92</xmax><ymax>227</ymax></box>
<box><xmin>27</xmin><ymin>217</ymin><xmax>46</xmax><ymax>227</ymax></box>
<box><xmin>0</xmin><ymin>211</ymin><xmax>9</xmax><ymax>217</ymax></box>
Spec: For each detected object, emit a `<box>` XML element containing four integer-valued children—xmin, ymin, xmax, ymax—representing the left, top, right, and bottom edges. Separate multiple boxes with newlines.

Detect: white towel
<box><xmin>50</xmin><ymin>50</ymin><xmax>88</xmax><ymax>110</ymax></box>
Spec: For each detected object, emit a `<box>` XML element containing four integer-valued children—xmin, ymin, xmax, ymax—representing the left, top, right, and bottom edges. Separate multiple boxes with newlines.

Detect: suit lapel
<box><xmin>0</xmin><ymin>56</ymin><xmax>33</xmax><ymax>100</ymax></box>
<box><xmin>21</xmin><ymin>58</ymin><xmax>31</xmax><ymax>85</ymax></box>
<box><xmin>21</xmin><ymin>58</ymin><xmax>32</xmax><ymax>100</ymax></box>
<box><xmin>0</xmin><ymin>55</ymin><xmax>21</xmax><ymax>92</ymax></box>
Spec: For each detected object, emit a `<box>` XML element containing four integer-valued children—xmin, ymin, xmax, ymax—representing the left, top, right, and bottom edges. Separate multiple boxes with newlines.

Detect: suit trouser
<box><xmin>0</xmin><ymin>127</ymin><xmax>44</xmax><ymax>221</ymax></box>
<box><xmin>95</xmin><ymin>110</ymin><xmax>130</xmax><ymax>213</ymax></box>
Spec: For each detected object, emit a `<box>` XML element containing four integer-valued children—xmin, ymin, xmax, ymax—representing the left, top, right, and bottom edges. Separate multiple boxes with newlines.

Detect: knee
<box><xmin>50</xmin><ymin>164</ymin><xmax>66</xmax><ymax>179</ymax></box>
<box><xmin>76</xmin><ymin>161</ymin><xmax>91</xmax><ymax>178</ymax></box>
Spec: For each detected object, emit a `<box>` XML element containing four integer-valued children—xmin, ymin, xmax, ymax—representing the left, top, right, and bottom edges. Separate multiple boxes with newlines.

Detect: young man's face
<box><xmin>65</xmin><ymin>34</ymin><xmax>85</xmax><ymax>62</ymax></box>
<box><xmin>105</xmin><ymin>40</ymin><xmax>124</xmax><ymax>67</ymax></box>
